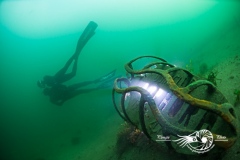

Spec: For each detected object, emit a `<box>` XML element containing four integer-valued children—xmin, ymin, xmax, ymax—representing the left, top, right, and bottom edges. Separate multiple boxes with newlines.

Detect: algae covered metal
<box><xmin>112</xmin><ymin>56</ymin><xmax>238</xmax><ymax>154</ymax></box>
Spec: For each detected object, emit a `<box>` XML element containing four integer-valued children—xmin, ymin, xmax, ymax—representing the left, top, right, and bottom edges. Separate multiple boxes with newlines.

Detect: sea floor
<box><xmin>210</xmin><ymin>55</ymin><xmax>240</xmax><ymax>160</ymax></box>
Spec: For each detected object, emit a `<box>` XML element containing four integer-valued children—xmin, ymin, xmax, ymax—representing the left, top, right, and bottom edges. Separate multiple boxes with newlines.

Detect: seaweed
<box><xmin>115</xmin><ymin>122</ymin><xmax>143</xmax><ymax>159</ymax></box>
<box><xmin>185</xmin><ymin>59</ymin><xmax>194</xmax><ymax>72</ymax></box>
<box><xmin>207</xmin><ymin>71</ymin><xmax>221</xmax><ymax>86</ymax></box>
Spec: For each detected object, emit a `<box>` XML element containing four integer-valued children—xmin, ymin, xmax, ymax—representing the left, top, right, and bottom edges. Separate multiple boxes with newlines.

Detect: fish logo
<box><xmin>173</xmin><ymin>129</ymin><xmax>215</xmax><ymax>153</ymax></box>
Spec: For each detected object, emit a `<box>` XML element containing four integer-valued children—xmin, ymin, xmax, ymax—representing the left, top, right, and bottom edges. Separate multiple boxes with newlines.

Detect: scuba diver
<box><xmin>37</xmin><ymin>21</ymin><xmax>116</xmax><ymax>105</ymax></box>
<box><xmin>42</xmin><ymin>70</ymin><xmax>116</xmax><ymax>106</ymax></box>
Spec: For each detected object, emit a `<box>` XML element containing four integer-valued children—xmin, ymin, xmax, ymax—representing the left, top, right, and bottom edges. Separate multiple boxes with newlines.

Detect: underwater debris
<box><xmin>115</xmin><ymin>122</ymin><xmax>145</xmax><ymax>159</ymax></box>
<box><xmin>115</xmin><ymin>123</ymin><xmax>133</xmax><ymax>158</ymax></box>
<box><xmin>128</xmin><ymin>128</ymin><xmax>142</xmax><ymax>144</ymax></box>
<box><xmin>115</xmin><ymin>122</ymin><xmax>159</xmax><ymax>159</ymax></box>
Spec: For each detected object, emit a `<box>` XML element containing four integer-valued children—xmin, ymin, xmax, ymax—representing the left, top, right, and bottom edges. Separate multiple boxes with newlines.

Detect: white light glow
<box><xmin>125</xmin><ymin>93</ymin><xmax>130</xmax><ymax>100</ymax></box>
<box><xmin>154</xmin><ymin>88</ymin><xmax>165</xmax><ymax>98</ymax></box>
<box><xmin>147</xmin><ymin>86</ymin><xmax>157</xmax><ymax>95</ymax></box>
<box><xmin>142</xmin><ymin>83</ymin><xmax>149</xmax><ymax>90</ymax></box>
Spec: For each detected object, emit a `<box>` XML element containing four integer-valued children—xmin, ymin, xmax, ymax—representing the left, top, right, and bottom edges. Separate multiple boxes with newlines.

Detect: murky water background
<box><xmin>0</xmin><ymin>1</ymin><xmax>240</xmax><ymax>159</ymax></box>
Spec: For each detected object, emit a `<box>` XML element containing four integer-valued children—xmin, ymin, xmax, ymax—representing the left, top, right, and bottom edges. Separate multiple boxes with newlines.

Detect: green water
<box><xmin>1</xmin><ymin>1</ymin><xmax>240</xmax><ymax>160</ymax></box>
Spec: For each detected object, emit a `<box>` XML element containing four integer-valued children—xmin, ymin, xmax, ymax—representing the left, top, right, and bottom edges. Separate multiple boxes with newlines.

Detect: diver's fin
<box><xmin>97</xmin><ymin>82</ymin><xmax>113</xmax><ymax>89</ymax></box>
<box><xmin>95</xmin><ymin>69</ymin><xmax>117</xmax><ymax>83</ymax></box>
<box><xmin>100</xmin><ymin>69</ymin><xmax>116</xmax><ymax>82</ymax></box>
<box><xmin>74</xmin><ymin>21</ymin><xmax>98</xmax><ymax>57</ymax></box>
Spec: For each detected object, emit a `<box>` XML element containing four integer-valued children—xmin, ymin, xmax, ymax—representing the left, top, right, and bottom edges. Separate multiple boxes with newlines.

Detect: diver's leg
<box><xmin>73</xmin><ymin>21</ymin><xmax>98</xmax><ymax>59</ymax></box>
<box><xmin>68</xmin><ymin>80</ymin><xmax>96</xmax><ymax>91</ymax></box>
<box><xmin>93</xmin><ymin>69</ymin><xmax>117</xmax><ymax>83</ymax></box>
<box><xmin>54</xmin><ymin>21</ymin><xmax>98</xmax><ymax>83</ymax></box>
<box><xmin>68</xmin><ymin>69</ymin><xmax>117</xmax><ymax>90</ymax></box>
<box><xmin>66</xmin><ymin>88</ymin><xmax>99</xmax><ymax>101</ymax></box>
<box><xmin>54</xmin><ymin>55</ymin><xmax>75</xmax><ymax>82</ymax></box>
<box><xmin>55</xmin><ymin>56</ymin><xmax>79</xmax><ymax>83</ymax></box>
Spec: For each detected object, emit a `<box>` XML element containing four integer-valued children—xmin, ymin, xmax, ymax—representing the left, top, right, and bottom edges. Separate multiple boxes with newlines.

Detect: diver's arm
<box><xmin>68</xmin><ymin>80</ymin><xmax>95</xmax><ymax>90</ymax></box>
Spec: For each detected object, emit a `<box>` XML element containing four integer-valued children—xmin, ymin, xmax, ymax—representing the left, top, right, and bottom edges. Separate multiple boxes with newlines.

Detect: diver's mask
<box><xmin>112</xmin><ymin>56</ymin><xmax>238</xmax><ymax>155</ymax></box>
